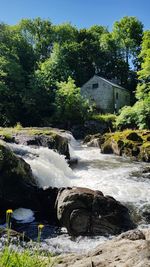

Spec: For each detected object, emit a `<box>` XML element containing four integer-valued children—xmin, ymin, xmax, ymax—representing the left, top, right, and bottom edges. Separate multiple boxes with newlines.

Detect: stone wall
<box><xmin>81</xmin><ymin>76</ymin><xmax>130</xmax><ymax>113</ymax></box>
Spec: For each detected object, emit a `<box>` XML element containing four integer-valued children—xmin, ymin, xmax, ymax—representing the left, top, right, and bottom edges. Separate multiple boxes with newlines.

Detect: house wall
<box><xmin>113</xmin><ymin>87</ymin><xmax>130</xmax><ymax>112</ymax></box>
<box><xmin>81</xmin><ymin>76</ymin><xmax>130</xmax><ymax>113</ymax></box>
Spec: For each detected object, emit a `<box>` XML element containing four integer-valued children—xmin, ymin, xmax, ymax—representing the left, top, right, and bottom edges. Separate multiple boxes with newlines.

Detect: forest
<box><xmin>0</xmin><ymin>16</ymin><xmax>149</xmax><ymax>129</ymax></box>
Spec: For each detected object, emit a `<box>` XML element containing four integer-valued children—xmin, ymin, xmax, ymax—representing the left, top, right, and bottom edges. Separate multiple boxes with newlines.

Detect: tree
<box><xmin>53</xmin><ymin>23</ymin><xmax>78</xmax><ymax>44</ymax></box>
<box><xmin>54</xmin><ymin>77</ymin><xmax>91</xmax><ymax>127</ymax></box>
<box><xmin>116</xmin><ymin>30</ymin><xmax>150</xmax><ymax>130</ymax></box>
<box><xmin>18</xmin><ymin>18</ymin><xmax>54</xmax><ymax>61</ymax></box>
<box><xmin>113</xmin><ymin>16</ymin><xmax>143</xmax><ymax>68</ymax></box>
<box><xmin>136</xmin><ymin>31</ymin><xmax>150</xmax><ymax>100</ymax></box>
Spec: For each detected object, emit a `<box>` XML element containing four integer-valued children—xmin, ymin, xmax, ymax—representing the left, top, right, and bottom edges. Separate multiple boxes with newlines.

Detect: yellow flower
<box><xmin>6</xmin><ymin>209</ymin><xmax>13</xmax><ymax>214</ymax></box>
<box><xmin>38</xmin><ymin>224</ymin><xmax>44</xmax><ymax>230</ymax></box>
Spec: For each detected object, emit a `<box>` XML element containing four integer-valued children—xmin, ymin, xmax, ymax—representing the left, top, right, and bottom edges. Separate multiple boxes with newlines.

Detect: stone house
<box><xmin>81</xmin><ymin>75</ymin><xmax>130</xmax><ymax>113</ymax></box>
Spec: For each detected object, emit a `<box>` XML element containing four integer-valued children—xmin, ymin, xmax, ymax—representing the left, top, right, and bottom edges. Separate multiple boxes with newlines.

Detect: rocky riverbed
<box><xmin>0</xmin><ymin>127</ymin><xmax>150</xmax><ymax>265</ymax></box>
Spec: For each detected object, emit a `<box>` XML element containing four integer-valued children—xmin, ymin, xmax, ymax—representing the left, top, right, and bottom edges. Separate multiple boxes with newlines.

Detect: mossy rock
<box><xmin>126</xmin><ymin>132</ymin><xmax>143</xmax><ymax>142</ymax></box>
<box><xmin>139</xmin><ymin>142</ymin><xmax>150</xmax><ymax>162</ymax></box>
<box><xmin>0</xmin><ymin>127</ymin><xmax>70</xmax><ymax>159</ymax></box>
<box><xmin>0</xmin><ymin>141</ymin><xmax>41</xmax><ymax>211</ymax></box>
<box><xmin>101</xmin><ymin>130</ymin><xmax>150</xmax><ymax>162</ymax></box>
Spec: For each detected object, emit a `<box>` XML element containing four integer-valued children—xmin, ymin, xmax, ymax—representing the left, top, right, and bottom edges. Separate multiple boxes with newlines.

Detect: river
<box><xmin>6</xmin><ymin>134</ymin><xmax>150</xmax><ymax>254</ymax></box>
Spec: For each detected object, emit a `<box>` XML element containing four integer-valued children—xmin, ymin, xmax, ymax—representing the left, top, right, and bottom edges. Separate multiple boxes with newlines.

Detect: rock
<box><xmin>140</xmin><ymin>143</ymin><xmax>150</xmax><ymax>162</ymax></box>
<box><xmin>0</xmin><ymin>140</ymin><xmax>41</xmax><ymax>212</ymax></box>
<box><xmin>126</xmin><ymin>132</ymin><xmax>143</xmax><ymax>142</ymax></box>
<box><xmin>116</xmin><ymin>229</ymin><xmax>145</xmax><ymax>241</ymax></box>
<box><xmin>0</xmin><ymin>228</ymin><xmax>30</xmax><ymax>242</ymax></box>
<box><xmin>83</xmin><ymin>134</ymin><xmax>105</xmax><ymax>147</ymax></box>
<box><xmin>84</xmin><ymin>120</ymin><xmax>109</xmax><ymax>135</ymax></box>
<box><xmin>54</xmin><ymin>229</ymin><xmax>150</xmax><ymax>267</ymax></box>
<box><xmin>101</xmin><ymin>131</ymin><xmax>150</xmax><ymax>162</ymax></box>
<box><xmin>0</xmin><ymin>127</ymin><xmax>70</xmax><ymax>159</ymax></box>
<box><xmin>15</xmin><ymin>133</ymin><xmax>70</xmax><ymax>159</ymax></box>
<box><xmin>56</xmin><ymin>187</ymin><xmax>135</xmax><ymax>236</ymax></box>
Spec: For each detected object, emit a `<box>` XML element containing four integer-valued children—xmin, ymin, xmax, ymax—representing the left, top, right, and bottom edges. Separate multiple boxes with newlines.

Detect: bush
<box><xmin>116</xmin><ymin>96</ymin><xmax>150</xmax><ymax>130</ymax></box>
<box><xmin>54</xmin><ymin>77</ymin><xmax>92</xmax><ymax>127</ymax></box>
<box><xmin>115</xmin><ymin>106</ymin><xmax>138</xmax><ymax>130</ymax></box>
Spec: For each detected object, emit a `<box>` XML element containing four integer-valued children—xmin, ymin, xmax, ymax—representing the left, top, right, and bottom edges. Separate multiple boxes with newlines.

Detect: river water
<box><xmin>6</xmin><ymin>134</ymin><xmax>150</xmax><ymax>254</ymax></box>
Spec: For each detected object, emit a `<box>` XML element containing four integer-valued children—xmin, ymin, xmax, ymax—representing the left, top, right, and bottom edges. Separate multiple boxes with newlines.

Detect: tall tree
<box><xmin>136</xmin><ymin>30</ymin><xmax>150</xmax><ymax>100</ymax></box>
<box><xmin>53</xmin><ymin>23</ymin><xmax>78</xmax><ymax>44</ymax></box>
<box><xmin>18</xmin><ymin>18</ymin><xmax>54</xmax><ymax>61</ymax></box>
<box><xmin>112</xmin><ymin>16</ymin><xmax>143</xmax><ymax>68</ymax></box>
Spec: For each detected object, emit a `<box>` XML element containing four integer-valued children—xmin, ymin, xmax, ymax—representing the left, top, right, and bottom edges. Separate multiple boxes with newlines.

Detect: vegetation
<box><xmin>1</xmin><ymin>16</ymin><xmax>149</xmax><ymax>130</ymax></box>
<box><xmin>100</xmin><ymin>129</ymin><xmax>150</xmax><ymax>161</ymax></box>
<box><xmin>116</xmin><ymin>30</ymin><xmax>150</xmax><ymax>130</ymax></box>
<box><xmin>0</xmin><ymin>210</ymin><xmax>55</xmax><ymax>267</ymax></box>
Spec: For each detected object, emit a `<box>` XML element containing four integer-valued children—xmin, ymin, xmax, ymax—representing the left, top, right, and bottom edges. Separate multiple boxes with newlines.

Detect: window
<box><xmin>92</xmin><ymin>83</ymin><xmax>98</xmax><ymax>89</ymax></box>
<box><xmin>116</xmin><ymin>92</ymin><xmax>118</xmax><ymax>100</ymax></box>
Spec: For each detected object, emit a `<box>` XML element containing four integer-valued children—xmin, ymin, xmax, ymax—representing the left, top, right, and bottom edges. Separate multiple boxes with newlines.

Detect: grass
<box><xmin>0</xmin><ymin>248</ymin><xmax>53</xmax><ymax>267</ymax></box>
<box><xmin>0</xmin><ymin>210</ymin><xmax>56</xmax><ymax>267</ymax></box>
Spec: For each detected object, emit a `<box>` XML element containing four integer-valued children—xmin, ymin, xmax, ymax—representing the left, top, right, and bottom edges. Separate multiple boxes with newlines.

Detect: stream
<box><xmin>2</xmin><ymin>134</ymin><xmax>150</xmax><ymax>254</ymax></box>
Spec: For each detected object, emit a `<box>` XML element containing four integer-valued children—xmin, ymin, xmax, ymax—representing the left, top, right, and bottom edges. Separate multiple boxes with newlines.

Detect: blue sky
<box><xmin>0</xmin><ymin>0</ymin><xmax>149</xmax><ymax>30</ymax></box>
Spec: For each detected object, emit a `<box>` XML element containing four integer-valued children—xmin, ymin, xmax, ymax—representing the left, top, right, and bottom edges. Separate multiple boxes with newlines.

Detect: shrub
<box><xmin>115</xmin><ymin>106</ymin><xmax>138</xmax><ymax>130</ymax></box>
<box><xmin>116</xmin><ymin>96</ymin><xmax>150</xmax><ymax>130</ymax></box>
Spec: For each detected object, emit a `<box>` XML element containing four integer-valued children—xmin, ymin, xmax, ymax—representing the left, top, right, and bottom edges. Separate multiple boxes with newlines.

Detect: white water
<box><xmin>9</xmin><ymin>138</ymin><xmax>150</xmax><ymax>215</ymax></box>
<box><xmin>12</xmin><ymin>208</ymin><xmax>35</xmax><ymax>223</ymax></box>
<box><xmin>9</xmin><ymin>143</ymin><xmax>75</xmax><ymax>188</ymax></box>
<box><xmin>8</xmin><ymin>135</ymin><xmax>150</xmax><ymax>254</ymax></box>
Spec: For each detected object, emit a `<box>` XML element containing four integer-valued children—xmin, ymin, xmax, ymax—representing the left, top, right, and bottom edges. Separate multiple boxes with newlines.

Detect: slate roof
<box><xmin>83</xmin><ymin>75</ymin><xmax>127</xmax><ymax>90</ymax></box>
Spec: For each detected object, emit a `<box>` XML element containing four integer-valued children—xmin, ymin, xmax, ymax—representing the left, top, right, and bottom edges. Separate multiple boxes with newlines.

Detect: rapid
<box><xmin>7</xmin><ymin>133</ymin><xmax>150</xmax><ymax>254</ymax></box>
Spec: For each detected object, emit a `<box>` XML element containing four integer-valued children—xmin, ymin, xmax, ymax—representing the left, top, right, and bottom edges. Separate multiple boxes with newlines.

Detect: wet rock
<box><xmin>83</xmin><ymin>134</ymin><xmax>105</xmax><ymax>147</ymax></box>
<box><xmin>0</xmin><ymin>128</ymin><xmax>70</xmax><ymax>159</ymax></box>
<box><xmin>15</xmin><ymin>133</ymin><xmax>70</xmax><ymax>159</ymax></box>
<box><xmin>56</xmin><ymin>187</ymin><xmax>135</xmax><ymax>236</ymax></box>
<box><xmin>0</xmin><ymin>140</ymin><xmax>41</xmax><ymax>212</ymax></box>
<box><xmin>0</xmin><ymin>228</ymin><xmax>30</xmax><ymax>242</ymax></box>
<box><xmin>140</xmin><ymin>143</ymin><xmax>150</xmax><ymax>162</ymax></box>
<box><xmin>101</xmin><ymin>130</ymin><xmax>150</xmax><ymax>162</ymax></box>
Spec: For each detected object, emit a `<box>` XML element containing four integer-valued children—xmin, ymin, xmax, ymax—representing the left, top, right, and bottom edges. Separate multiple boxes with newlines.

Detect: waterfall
<box><xmin>9</xmin><ymin>143</ymin><xmax>76</xmax><ymax>188</ymax></box>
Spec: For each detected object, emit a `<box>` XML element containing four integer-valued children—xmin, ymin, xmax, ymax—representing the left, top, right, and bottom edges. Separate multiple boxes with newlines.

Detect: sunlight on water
<box><xmin>9</xmin><ymin>143</ymin><xmax>75</xmax><ymax>188</ymax></box>
<box><xmin>8</xmin><ymin>135</ymin><xmax>150</xmax><ymax>254</ymax></box>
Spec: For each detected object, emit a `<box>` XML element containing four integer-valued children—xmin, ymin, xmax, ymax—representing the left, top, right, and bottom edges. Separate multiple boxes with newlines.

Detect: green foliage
<box><xmin>0</xmin><ymin>247</ymin><xmax>53</xmax><ymax>267</ymax></box>
<box><xmin>112</xmin><ymin>16</ymin><xmax>143</xmax><ymax>67</ymax></box>
<box><xmin>116</xmin><ymin>106</ymin><xmax>139</xmax><ymax>129</ymax></box>
<box><xmin>116</xmin><ymin>97</ymin><xmax>150</xmax><ymax>130</ymax></box>
<box><xmin>55</xmin><ymin>77</ymin><xmax>92</xmax><ymax>126</ymax></box>
<box><xmin>116</xmin><ymin>29</ymin><xmax>150</xmax><ymax>130</ymax></box>
<box><xmin>136</xmin><ymin>31</ymin><xmax>150</xmax><ymax>100</ymax></box>
<box><xmin>18</xmin><ymin>18</ymin><xmax>54</xmax><ymax>61</ymax></box>
<box><xmin>91</xmin><ymin>113</ymin><xmax>117</xmax><ymax>129</ymax></box>
<box><xmin>0</xmin><ymin>17</ymin><xmax>146</xmax><ymax>128</ymax></box>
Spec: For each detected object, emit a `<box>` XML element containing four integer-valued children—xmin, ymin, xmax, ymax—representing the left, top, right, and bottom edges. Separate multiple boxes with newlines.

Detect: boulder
<box><xmin>0</xmin><ymin>140</ymin><xmax>41</xmax><ymax>212</ymax></box>
<box><xmin>0</xmin><ymin>128</ymin><xmax>70</xmax><ymax>159</ymax></box>
<box><xmin>14</xmin><ymin>133</ymin><xmax>70</xmax><ymax>159</ymax></box>
<box><xmin>101</xmin><ymin>131</ymin><xmax>150</xmax><ymax>162</ymax></box>
<box><xmin>56</xmin><ymin>187</ymin><xmax>135</xmax><ymax>236</ymax></box>
<box><xmin>83</xmin><ymin>134</ymin><xmax>105</xmax><ymax>147</ymax></box>
<box><xmin>54</xmin><ymin>229</ymin><xmax>150</xmax><ymax>267</ymax></box>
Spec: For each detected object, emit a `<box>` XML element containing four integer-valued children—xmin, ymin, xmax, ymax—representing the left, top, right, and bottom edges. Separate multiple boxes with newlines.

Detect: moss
<box><xmin>101</xmin><ymin>130</ymin><xmax>150</xmax><ymax>162</ymax></box>
<box><xmin>0</xmin><ymin>127</ymin><xmax>59</xmax><ymax>139</ymax></box>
